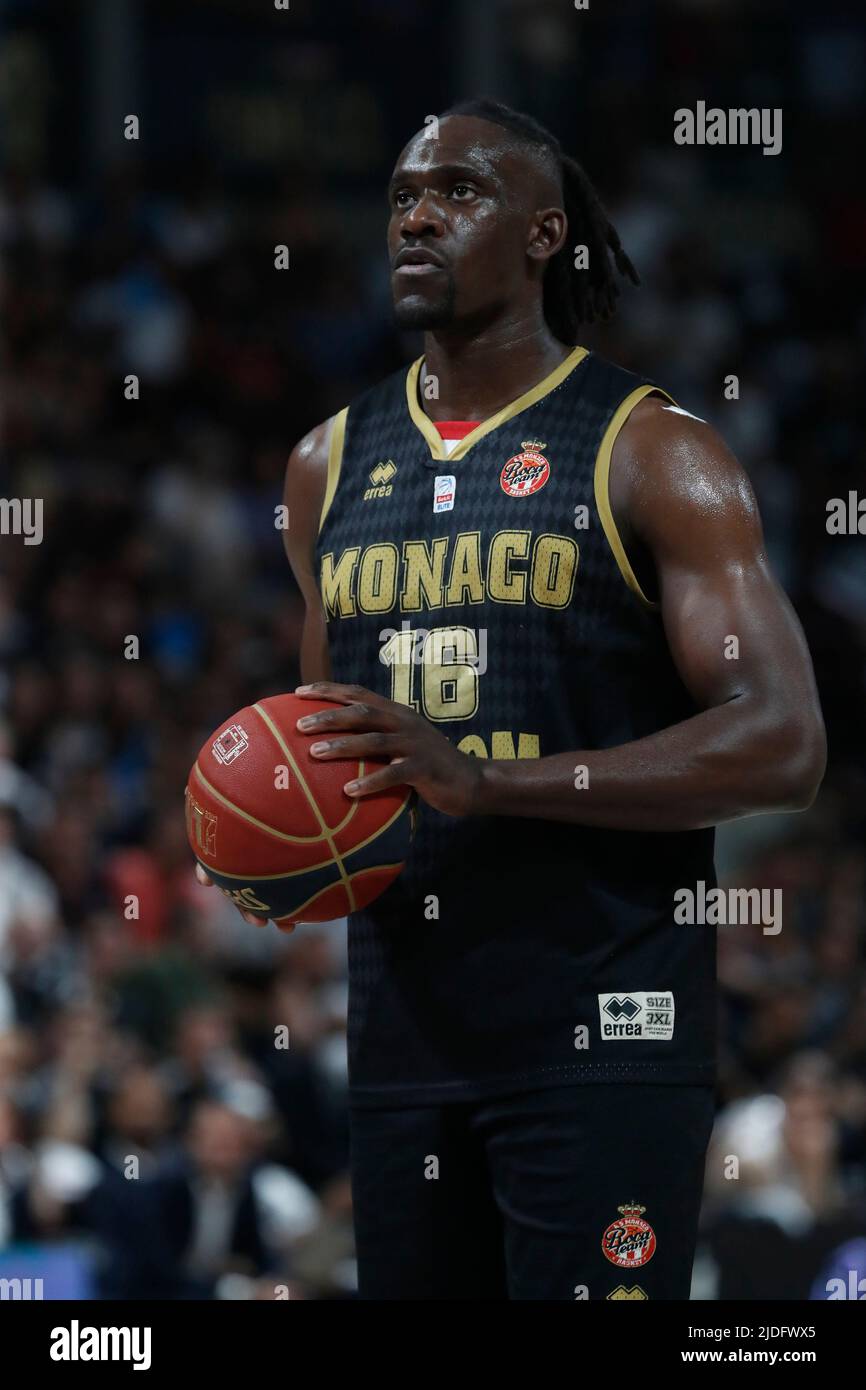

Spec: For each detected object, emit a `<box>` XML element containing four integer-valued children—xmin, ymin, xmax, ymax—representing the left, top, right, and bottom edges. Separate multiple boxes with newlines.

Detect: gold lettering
<box><xmin>320</xmin><ymin>547</ymin><xmax>360</xmax><ymax>618</ymax></box>
<box><xmin>487</xmin><ymin>530</ymin><xmax>530</xmax><ymax>603</ymax></box>
<box><xmin>358</xmin><ymin>542</ymin><xmax>399</xmax><ymax>613</ymax></box>
<box><xmin>530</xmin><ymin>533</ymin><xmax>578</xmax><ymax>608</ymax></box>
<box><xmin>457</xmin><ymin>734</ymin><xmax>488</xmax><ymax>757</ymax></box>
<box><xmin>444</xmin><ymin>531</ymin><xmax>484</xmax><ymax>606</ymax></box>
<box><xmin>185</xmin><ymin>790</ymin><xmax>216</xmax><ymax>857</ymax></box>
<box><xmin>321</xmin><ymin>531</ymin><xmax>579</xmax><ymax>619</ymax></box>
<box><xmin>457</xmin><ymin>731</ymin><xmax>541</xmax><ymax>758</ymax></box>
<box><xmin>400</xmin><ymin>537</ymin><xmax>449</xmax><ymax>611</ymax></box>
<box><xmin>490</xmin><ymin>731</ymin><xmax>541</xmax><ymax>759</ymax></box>
<box><xmin>223</xmin><ymin>885</ymin><xmax>271</xmax><ymax>912</ymax></box>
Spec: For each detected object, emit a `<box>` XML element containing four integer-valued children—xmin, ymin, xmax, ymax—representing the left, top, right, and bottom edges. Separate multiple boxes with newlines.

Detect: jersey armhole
<box><xmin>317</xmin><ymin>407</ymin><xmax>349</xmax><ymax>536</ymax></box>
<box><xmin>593</xmin><ymin>384</ymin><xmax>674</xmax><ymax>611</ymax></box>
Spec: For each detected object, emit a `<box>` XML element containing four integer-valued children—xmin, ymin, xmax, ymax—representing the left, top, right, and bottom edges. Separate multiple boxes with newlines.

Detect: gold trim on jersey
<box><xmin>593</xmin><ymin>385</ymin><xmax>674</xmax><ymax>611</ymax></box>
<box><xmin>405</xmin><ymin>345</ymin><xmax>589</xmax><ymax>462</ymax></box>
<box><xmin>318</xmin><ymin>407</ymin><xmax>349</xmax><ymax>535</ymax></box>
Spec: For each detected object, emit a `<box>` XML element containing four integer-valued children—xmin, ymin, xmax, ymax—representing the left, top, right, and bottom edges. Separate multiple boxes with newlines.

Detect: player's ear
<box><xmin>526</xmin><ymin>207</ymin><xmax>568</xmax><ymax>266</ymax></box>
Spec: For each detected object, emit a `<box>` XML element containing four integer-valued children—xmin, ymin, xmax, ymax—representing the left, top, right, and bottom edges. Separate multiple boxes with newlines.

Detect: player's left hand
<box><xmin>294</xmin><ymin>682</ymin><xmax>483</xmax><ymax>817</ymax></box>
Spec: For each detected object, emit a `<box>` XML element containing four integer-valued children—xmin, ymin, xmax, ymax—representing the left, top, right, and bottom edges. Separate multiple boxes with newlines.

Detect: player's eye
<box><xmin>393</xmin><ymin>190</ymin><xmax>414</xmax><ymax>209</ymax></box>
<box><xmin>451</xmin><ymin>183</ymin><xmax>476</xmax><ymax>200</ymax></box>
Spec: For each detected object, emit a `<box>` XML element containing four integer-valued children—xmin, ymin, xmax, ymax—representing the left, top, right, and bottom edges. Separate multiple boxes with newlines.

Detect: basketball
<box><xmin>185</xmin><ymin>693</ymin><xmax>415</xmax><ymax>925</ymax></box>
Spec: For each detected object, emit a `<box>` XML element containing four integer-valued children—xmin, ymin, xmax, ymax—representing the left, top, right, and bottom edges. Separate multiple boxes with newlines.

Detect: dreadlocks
<box><xmin>442</xmin><ymin>98</ymin><xmax>639</xmax><ymax>344</ymax></box>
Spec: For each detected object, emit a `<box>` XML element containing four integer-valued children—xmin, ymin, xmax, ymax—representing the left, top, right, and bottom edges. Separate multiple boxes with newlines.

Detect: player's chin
<box><xmin>392</xmin><ymin>288</ymin><xmax>455</xmax><ymax>331</ymax></box>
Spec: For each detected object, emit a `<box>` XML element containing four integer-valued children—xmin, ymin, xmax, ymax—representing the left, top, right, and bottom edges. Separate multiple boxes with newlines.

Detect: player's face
<box><xmin>388</xmin><ymin>116</ymin><xmax>537</xmax><ymax>333</ymax></box>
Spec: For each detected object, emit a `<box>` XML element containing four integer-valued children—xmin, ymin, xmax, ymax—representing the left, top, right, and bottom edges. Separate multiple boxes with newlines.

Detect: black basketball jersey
<box><xmin>315</xmin><ymin>347</ymin><xmax>716</xmax><ymax>1105</ymax></box>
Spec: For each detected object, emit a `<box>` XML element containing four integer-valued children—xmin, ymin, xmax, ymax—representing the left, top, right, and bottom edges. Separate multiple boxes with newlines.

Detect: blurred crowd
<box><xmin>1</xmin><ymin>0</ymin><xmax>866</xmax><ymax>1300</ymax></box>
<box><xmin>0</xmin><ymin>158</ymin><xmax>372</xmax><ymax>1298</ymax></box>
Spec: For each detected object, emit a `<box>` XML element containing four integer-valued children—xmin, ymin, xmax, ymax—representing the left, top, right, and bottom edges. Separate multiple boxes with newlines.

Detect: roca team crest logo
<box><xmin>500</xmin><ymin>440</ymin><xmax>550</xmax><ymax>497</ymax></box>
<box><xmin>601</xmin><ymin>1203</ymin><xmax>657</xmax><ymax>1269</ymax></box>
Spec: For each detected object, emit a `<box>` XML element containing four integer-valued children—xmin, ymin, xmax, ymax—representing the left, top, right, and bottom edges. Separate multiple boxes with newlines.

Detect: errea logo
<box><xmin>603</xmin><ymin>996</ymin><xmax>641</xmax><ymax>1022</ymax></box>
<box><xmin>598</xmin><ymin>992</ymin><xmax>675</xmax><ymax>1040</ymax></box>
<box><xmin>365</xmin><ymin>460</ymin><xmax>397</xmax><ymax>500</ymax></box>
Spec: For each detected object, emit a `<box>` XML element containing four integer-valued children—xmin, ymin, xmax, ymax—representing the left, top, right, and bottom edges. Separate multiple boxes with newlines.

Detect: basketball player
<box><xmin>199</xmin><ymin>100</ymin><xmax>825</xmax><ymax>1299</ymax></box>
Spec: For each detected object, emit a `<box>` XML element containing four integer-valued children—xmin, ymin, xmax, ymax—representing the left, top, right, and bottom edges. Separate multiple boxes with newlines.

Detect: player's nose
<box><xmin>400</xmin><ymin>192</ymin><xmax>446</xmax><ymax>238</ymax></box>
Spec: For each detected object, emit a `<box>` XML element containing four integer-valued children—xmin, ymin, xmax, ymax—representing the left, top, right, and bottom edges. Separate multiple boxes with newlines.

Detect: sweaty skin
<box><xmin>199</xmin><ymin>114</ymin><xmax>826</xmax><ymax>922</ymax></box>
<box><xmin>284</xmin><ymin>394</ymin><xmax>825</xmax><ymax>833</ymax></box>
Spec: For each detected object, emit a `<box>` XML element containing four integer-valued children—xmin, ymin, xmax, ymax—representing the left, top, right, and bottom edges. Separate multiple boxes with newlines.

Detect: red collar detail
<box><xmin>433</xmin><ymin>420</ymin><xmax>479</xmax><ymax>441</ymax></box>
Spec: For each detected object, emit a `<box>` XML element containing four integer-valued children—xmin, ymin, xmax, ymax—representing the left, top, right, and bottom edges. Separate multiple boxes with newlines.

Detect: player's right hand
<box><xmin>194</xmin><ymin>863</ymin><xmax>296</xmax><ymax>933</ymax></box>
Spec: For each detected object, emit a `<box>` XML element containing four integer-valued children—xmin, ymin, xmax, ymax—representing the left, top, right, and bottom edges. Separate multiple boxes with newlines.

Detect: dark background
<box><xmin>0</xmin><ymin>0</ymin><xmax>864</xmax><ymax>1300</ymax></box>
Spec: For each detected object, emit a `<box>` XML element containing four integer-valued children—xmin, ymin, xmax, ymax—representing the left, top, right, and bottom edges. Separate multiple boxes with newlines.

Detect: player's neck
<box><xmin>420</xmin><ymin>315</ymin><xmax>572</xmax><ymax>423</ymax></box>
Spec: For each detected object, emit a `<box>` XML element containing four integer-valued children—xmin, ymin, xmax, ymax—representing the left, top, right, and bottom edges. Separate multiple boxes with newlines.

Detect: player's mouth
<box><xmin>393</xmin><ymin>248</ymin><xmax>446</xmax><ymax>277</ymax></box>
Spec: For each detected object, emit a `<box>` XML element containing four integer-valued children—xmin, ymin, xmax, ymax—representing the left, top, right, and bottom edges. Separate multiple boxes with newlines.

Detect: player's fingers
<box><xmin>195</xmin><ymin>864</ymin><xmax>213</xmax><ymax>887</ymax></box>
<box><xmin>344</xmin><ymin>761</ymin><xmax>414</xmax><ymax>797</ymax></box>
<box><xmin>241</xmin><ymin>910</ymin><xmax>270</xmax><ymax>927</ymax></box>
<box><xmin>309</xmin><ymin>732</ymin><xmax>403</xmax><ymax>760</ymax></box>
<box><xmin>275</xmin><ymin>920</ymin><xmax>297</xmax><ymax>934</ymax></box>
<box><xmin>296</xmin><ymin>702</ymin><xmax>397</xmax><ymax>735</ymax></box>
<box><xmin>295</xmin><ymin>681</ymin><xmax>390</xmax><ymax>710</ymax></box>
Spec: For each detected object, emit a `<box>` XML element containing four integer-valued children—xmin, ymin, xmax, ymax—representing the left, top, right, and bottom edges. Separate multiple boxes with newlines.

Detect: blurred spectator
<box><xmin>121</xmin><ymin>1095</ymin><xmax>321</xmax><ymax>1299</ymax></box>
<box><xmin>696</xmin><ymin>1054</ymin><xmax>866</xmax><ymax>1298</ymax></box>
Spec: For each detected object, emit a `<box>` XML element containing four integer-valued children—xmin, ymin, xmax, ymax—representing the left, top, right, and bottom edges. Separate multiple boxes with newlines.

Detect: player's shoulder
<box><xmin>614</xmin><ymin>392</ymin><xmax>752</xmax><ymax>512</ymax></box>
<box><xmin>290</xmin><ymin>414</ymin><xmax>336</xmax><ymax>471</ymax></box>
<box><xmin>283</xmin><ymin>417</ymin><xmax>338</xmax><ymax>546</ymax></box>
<box><xmin>607</xmin><ymin>389</ymin><xmax>761</xmax><ymax>559</ymax></box>
<box><xmin>619</xmin><ymin>393</ymin><xmax>723</xmax><ymax>455</ymax></box>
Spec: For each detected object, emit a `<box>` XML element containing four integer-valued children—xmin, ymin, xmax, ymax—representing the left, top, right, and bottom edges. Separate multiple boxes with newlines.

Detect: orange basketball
<box><xmin>185</xmin><ymin>693</ymin><xmax>414</xmax><ymax>926</ymax></box>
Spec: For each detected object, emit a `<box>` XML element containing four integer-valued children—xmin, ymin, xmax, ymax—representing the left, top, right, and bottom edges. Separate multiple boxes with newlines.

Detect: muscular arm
<box><xmin>474</xmin><ymin>398</ymin><xmax>827</xmax><ymax>829</ymax></box>
<box><xmin>282</xmin><ymin>417</ymin><xmax>336</xmax><ymax>686</ymax></box>
<box><xmin>297</xmin><ymin>398</ymin><xmax>826</xmax><ymax>832</ymax></box>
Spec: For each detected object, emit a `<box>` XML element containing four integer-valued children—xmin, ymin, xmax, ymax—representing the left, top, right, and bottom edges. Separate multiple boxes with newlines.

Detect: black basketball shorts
<box><xmin>350</xmin><ymin>1082</ymin><xmax>715</xmax><ymax>1300</ymax></box>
